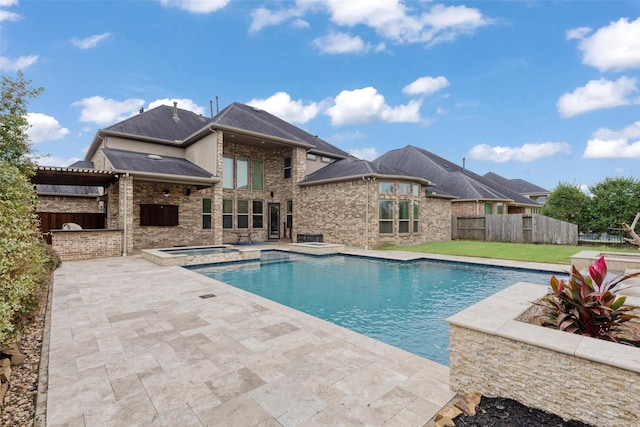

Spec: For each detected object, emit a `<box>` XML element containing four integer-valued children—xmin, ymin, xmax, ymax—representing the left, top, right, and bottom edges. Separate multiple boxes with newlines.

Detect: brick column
<box><xmin>213</xmin><ymin>131</ymin><xmax>224</xmax><ymax>245</ymax></box>
<box><xmin>119</xmin><ymin>175</ymin><xmax>134</xmax><ymax>255</ymax></box>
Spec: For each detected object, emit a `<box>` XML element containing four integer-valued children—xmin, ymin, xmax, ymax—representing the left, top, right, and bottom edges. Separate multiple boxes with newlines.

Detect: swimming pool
<box><xmin>189</xmin><ymin>251</ymin><xmax>555</xmax><ymax>366</ymax></box>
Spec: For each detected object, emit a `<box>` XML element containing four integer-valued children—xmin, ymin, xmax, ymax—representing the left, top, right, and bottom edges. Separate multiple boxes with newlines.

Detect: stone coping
<box><xmin>288</xmin><ymin>242</ymin><xmax>345</xmax><ymax>255</ymax></box>
<box><xmin>49</xmin><ymin>228</ymin><xmax>122</xmax><ymax>232</ymax></box>
<box><xmin>571</xmin><ymin>250</ymin><xmax>640</xmax><ymax>273</ymax></box>
<box><xmin>446</xmin><ymin>282</ymin><xmax>640</xmax><ymax>374</ymax></box>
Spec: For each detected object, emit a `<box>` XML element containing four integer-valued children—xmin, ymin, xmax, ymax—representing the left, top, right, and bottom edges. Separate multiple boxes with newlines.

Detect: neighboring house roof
<box><xmin>36</xmin><ymin>184</ymin><xmax>100</xmax><ymax>196</ymax></box>
<box><xmin>104</xmin><ymin>105</ymin><xmax>213</xmax><ymax>142</ymax></box>
<box><xmin>300</xmin><ymin>157</ymin><xmax>442</xmax><ymax>190</ymax></box>
<box><xmin>483</xmin><ymin>172</ymin><xmax>549</xmax><ymax>196</ymax></box>
<box><xmin>376</xmin><ymin>145</ymin><xmax>540</xmax><ymax>206</ymax></box>
<box><xmin>102</xmin><ymin>148</ymin><xmax>214</xmax><ymax>179</ymax></box>
<box><xmin>212</xmin><ymin>102</ymin><xmax>352</xmax><ymax>159</ymax></box>
<box><xmin>69</xmin><ymin>160</ymin><xmax>95</xmax><ymax>169</ymax></box>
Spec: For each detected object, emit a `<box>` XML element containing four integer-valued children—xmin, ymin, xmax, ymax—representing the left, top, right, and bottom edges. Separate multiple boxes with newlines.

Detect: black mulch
<box><xmin>455</xmin><ymin>397</ymin><xmax>593</xmax><ymax>427</ymax></box>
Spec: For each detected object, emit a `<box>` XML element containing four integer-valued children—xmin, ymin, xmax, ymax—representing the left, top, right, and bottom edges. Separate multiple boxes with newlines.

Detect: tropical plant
<box><xmin>534</xmin><ymin>256</ymin><xmax>640</xmax><ymax>343</ymax></box>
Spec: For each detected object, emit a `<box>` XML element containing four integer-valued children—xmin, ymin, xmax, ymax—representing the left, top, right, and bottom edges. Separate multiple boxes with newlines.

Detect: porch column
<box><xmin>119</xmin><ymin>174</ymin><xmax>134</xmax><ymax>255</ymax></box>
<box><xmin>213</xmin><ymin>131</ymin><xmax>224</xmax><ymax>245</ymax></box>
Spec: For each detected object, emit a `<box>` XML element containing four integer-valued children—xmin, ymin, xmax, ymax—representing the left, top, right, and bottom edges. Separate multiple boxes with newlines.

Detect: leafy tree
<box><xmin>541</xmin><ymin>182</ymin><xmax>589</xmax><ymax>229</ymax></box>
<box><xmin>0</xmin><ymin>70</ymin><xmax>44</xmax><ymax>175</ymax></box>
<box><xmin>586</xmin><ymin>177</ymin><xmax>640</xmax><ymax>233</ymax></box>
<box><xmin>0</xmin><ymin>161</ymin><xmax>51</xmax><ymax>346</ymax></box>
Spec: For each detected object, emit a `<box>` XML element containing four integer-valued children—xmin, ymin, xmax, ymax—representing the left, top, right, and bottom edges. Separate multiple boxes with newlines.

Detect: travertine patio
<box><xmin>42</xmin><ymin>253</ymin><xmax>457</xmax><ymax>426</ymax></box>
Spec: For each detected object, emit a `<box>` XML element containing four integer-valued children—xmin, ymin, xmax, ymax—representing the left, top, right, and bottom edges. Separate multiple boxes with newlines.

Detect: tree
<box><xmin>585</xmin><ymin>177</ymin><xmax>640</xmax><ymax>234</ymax></box>
<box><xmin>0</xmin><ymin>71</ymin><xmax>44</xmax><ymax>175</ymax></box>
<box><xmin>541</xmin><ymin>182</ymin><xmax>589</xmax><ymax>229</ymax></box>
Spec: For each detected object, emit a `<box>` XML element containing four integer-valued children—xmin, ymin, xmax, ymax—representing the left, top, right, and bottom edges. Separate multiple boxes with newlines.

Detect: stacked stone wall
<box><xmin>449</xmin><ymin>325</ymin><xmax>640</xmax><ymax>427</ymax></box>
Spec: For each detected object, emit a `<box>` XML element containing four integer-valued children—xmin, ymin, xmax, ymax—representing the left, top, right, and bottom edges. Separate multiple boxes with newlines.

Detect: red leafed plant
<box><xmin>534</xmin><ymin>256</ymin><xmax>640</xmax><ymax>343</ymax></box>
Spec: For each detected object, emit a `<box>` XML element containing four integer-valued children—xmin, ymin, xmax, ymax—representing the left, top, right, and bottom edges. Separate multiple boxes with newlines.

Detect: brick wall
<box><xmin>37</xmin><ymin>196</ymin><xmax>100</xmax><ymax>213</ymax></box>
<box><xmin>297</xmin><ymin>179</ymin><xmax>451</xmax><ymax>248</ymax></box>
<box><xmin>51</xmin><ymin>230</ymin><xmax>122</xmax><ymax>261</ymax></box>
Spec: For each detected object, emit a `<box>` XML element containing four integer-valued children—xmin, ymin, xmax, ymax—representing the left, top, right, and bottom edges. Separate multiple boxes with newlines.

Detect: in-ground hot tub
<box><xmin>142</xmin><ymin>245</ymin><xmax>260</xmax><ymax>266</ymax></box>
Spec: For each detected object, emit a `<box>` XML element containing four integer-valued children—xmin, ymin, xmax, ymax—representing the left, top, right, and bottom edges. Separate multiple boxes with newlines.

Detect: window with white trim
<box><xmin>379</xmin><ymin>200</ymin><xmax>394</xmax><ymax>234</ymax></box>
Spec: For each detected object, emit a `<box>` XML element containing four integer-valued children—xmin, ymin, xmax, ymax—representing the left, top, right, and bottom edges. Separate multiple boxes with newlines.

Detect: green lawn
<box><xmin>383</xmin><ymin>241</ymin><xmax>638</xmax><ymax>265</ymax></box>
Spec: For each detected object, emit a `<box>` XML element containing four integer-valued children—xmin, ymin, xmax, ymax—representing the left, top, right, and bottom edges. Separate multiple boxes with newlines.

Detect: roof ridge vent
<box><xmin>148</xmin><ymin>154</ymin><xmax>162</xmax><ymax>160</ymax></box>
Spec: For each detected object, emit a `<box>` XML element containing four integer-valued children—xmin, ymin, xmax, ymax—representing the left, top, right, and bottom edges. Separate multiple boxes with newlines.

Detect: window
<box><xmin>306</xmin><ymin>153</ymin><xmax>317</xmax><ymax>161</ymax></box>
<box><xmin>202</xmin><ymin>198</ymin><xmax>212</xmax><ymax>229</ymax></box>
<box><xmin>413</xmin><ymin>201</ymin><xmax>419</xmax><ymax>233</ymax></box>
<box><xmin>237</xmin><ymin>157</ymin><xmax>249</xmax><ymax>190</ymax></box>
<box><xmin>484</xmin><ymin>202</ymin><xmax>493</xmax><ymax>214</ymax></box>
<box><xmin>497</xmin><ymin>202</ymin><xmax>504</xmax><ymax>215</ymax></box>
<box><xmin>223</xmin><ymin>199</ymin><xmax>233</xmax><ymax>229</ymax></box>
<box><xmin>399</xmin><ymin>183</ymin><xmax>411</xmax><ymax>195</ymax></box>
<box><xmin>379</xmin><ymin>182</ymin><xmax>394</xmax><ymax>194</ymax></box>
<box><xmin>379</xmin><ymin>201</ymin><xmax>394</xmax><ymax>234</ymax></box>
<box><xmin>140</xmin><ymin>204</ymin><xmax>178</xmax><ymax>226</ymax></box>
<box><xmin>252</xmin><ymin>200</ymin><xmax>264</xmax><ymax>228</ymax></box>
<box><xmin>413</xmin><ymin>184</ymin><xmax>420</xmax><ymax>196</ymax></box>
<box><xmin>286</xmin><ymin>200</ymin><xmax>293</xmax><ymax>229</ymax></box>
<box><xmin>284</xmin><ymin>157</ymin><xmax>292</xmax><ymax>179</ymax></box>
<box><xmin>399</xmin><ymin>201</ymin><xmax>410</xmax><ymax>233</ymax></box>
<box><xmin>252</xmin><ymin>159</ymin><xmax>264</xmax><ymax>191</ymax></box>
<box><xmin>223</xmin><ymin>155</ymin><xmax>234</xmax><ymax>189</ymax></box>
<box><xmin>237</xmin><ymin>200</ymin><xmax>249</xmax><ymax>229</ymax></box>
<box><xmin>321</xmin><ymin>156</ymin><xmax>331</xmax><ymax>163</ymax></box>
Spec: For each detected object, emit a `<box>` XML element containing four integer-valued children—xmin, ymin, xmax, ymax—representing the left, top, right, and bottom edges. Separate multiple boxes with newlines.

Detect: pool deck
<box><xmin>41</xmin><ymin>247</ymin><xmax>568</xmax><ymax>426</ymax></box>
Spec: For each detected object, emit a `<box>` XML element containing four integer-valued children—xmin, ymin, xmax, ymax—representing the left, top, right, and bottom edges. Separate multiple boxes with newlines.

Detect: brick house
<box><xmin>376</xmin><ymin>145</ymin><xmax>543</xmax><ymax>216</ymax></box>
<box><xmin>34</xmin><ymin>102</ymin><xmax>454</xmax><ymax>255</ymax></box>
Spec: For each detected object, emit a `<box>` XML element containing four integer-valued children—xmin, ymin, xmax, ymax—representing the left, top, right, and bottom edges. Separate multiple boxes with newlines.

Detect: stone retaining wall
<box><xmin>447</xmin><ymin>282</ymin><xmax>640</xmax><ymax>427</ymax></box>
<box><xmin>51</xmin><ymin>229</ymin><xmax>123</xmax><ymax>261</ymax></box>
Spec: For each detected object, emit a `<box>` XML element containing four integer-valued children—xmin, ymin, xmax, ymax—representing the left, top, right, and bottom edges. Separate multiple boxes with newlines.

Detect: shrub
<box><xmin>534</xmin><ymin>256</ymin><xmax>640</xmax><ymax>343</ymax></box>
<box><xmin>0</xmin><ymin>161</ymin><xmax>56</xmax><ymax>346</ymax></box>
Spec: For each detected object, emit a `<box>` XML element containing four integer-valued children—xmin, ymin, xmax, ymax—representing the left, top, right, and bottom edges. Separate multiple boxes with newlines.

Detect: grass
<box><xmin>383</xmin><ymin>241</ymin><xmax>638</xmax><ymax>265</ymax></box>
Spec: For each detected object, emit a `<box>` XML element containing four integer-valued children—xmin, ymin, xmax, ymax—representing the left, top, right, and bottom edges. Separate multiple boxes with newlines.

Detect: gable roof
<box><xmin>300</xmin><ymin>157</ymin><xmax>441</xmax><ymax>189</ymax></box>
<box><xmin>104</xmin><ymin>105</ymin><xmax>213</xmax><ymax>142</ymax></box>
<box><xmin>102</xmin><ymin>148</ymin><xmax>216</xmax><ymax>183</ymax></box>
<box><xmin>483</xmin><ymin>172</ymin><xmax>549</xmax><ymax>195</ymax></box>
<box><xmin>376</xmin><ymin>145</ymin><xmax>540</xmax><ymax>205</ymax></box>
<box><xmin>212</xmin><ymin>102</ymin><xmax>351</xmax><ymax>159</ymax></box>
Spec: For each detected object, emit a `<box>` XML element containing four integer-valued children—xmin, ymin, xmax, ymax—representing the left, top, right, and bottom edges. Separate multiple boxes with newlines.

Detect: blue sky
<box><xmin>2</xmin><ymin>0</ymin><xmax>640</xmax><ymax>192</ymax></box>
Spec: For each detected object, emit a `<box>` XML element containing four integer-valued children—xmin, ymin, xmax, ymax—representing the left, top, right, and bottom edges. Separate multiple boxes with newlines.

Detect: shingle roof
<box><xmin>68</xmin><ymin>160</ymin><xmax>95</xmax><ymax>169</ymax></box>
<box><xmin>36</xmin><ymin>184</ymin><xmax>100</xmax><ymax>196</ymax></box>
<box><xmin>212</xmin><ymin>102</ymin><xmax>351</xmax><ymax>158</ymax></box>
<box><xmin>300</xmin><ymin>158</ymin><xmax>438</xmax><ymax>187</ymax></box>
<box><xmin>483</xmin><ymin>172</ymin><xmax>549</xmax><ymax>195</ymax></box>
<box><xmin>104</xmin><ymin>105</ymin><xmax>212</xmax><ymax>142</ymax></box>
<box><xmin>376</xmin><ymin>145</ymin><xmax>540</xmax><ymax>205</ymax></box>
<box><xmin>102</xmin><ymin>148</ymin><xmax>213</xmax><ymax>178</ymax></box>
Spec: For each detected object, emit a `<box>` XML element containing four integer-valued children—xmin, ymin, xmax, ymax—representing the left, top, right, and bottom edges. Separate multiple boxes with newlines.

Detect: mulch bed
<box><xmin>456</xmin><ymin>396</ymin><xmax>592</xmax><ymax>427</ymax></box>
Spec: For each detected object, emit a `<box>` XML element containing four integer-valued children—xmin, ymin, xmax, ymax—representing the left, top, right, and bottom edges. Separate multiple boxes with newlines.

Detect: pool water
<box><xmin>189</xmin><ymin>252</ymin><xmax>554</xmax><ymax>366</ymax></box>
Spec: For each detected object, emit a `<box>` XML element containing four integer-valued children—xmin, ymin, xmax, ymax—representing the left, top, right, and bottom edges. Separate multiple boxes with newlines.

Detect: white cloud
<box><xmin>349</xmin><ymin>147</ymin><xmax>378</xmax><ymax>160</ymax></box>
<box><xmin>313</xmin><ymin>31</ymin><xmax>367</xmax><ymax>54</ymax></box>
<box><xmin>72</xmin><ymin>96</ymin><xmax>145</xmax><ymax>126</ymax></box>
<box><xmin>71</xmin><ymin>32</ymin><xmax>111</xmax><ymax>49</ymax></box>
<box><xmin>326</xmin><ymin>87</ymin><xmax>422</xmax><ymax>125</ymax></box>
<box><xmin>574</xmin><ymin>17</ymin><xmax>640</xmax><ymax>71</ymax></box>
<box><xmin>250</xmin><ymin>1</ymin><xmax>491</xmax><ymax>47</ymax></box>
<box><xmin>557</xmin><ymin>77</ymin><xmax>638</xmax><ymax>118</ymax></box>
<box><xmin>0</xmin><ymin>0</ymin><xmax>18</xmax><ymax>6</ymax></box>
<box><xmin>34</xmin><ymin>155</ymin><xmax>81</xmax><ymax>167</ymax></box>
<box><xmin>159</xmin><ymin>0</ymin><xmax>230</xmax><ymax>14</ymax></box>
<box><xmin>247</xmin><ymin>92</ymin><xmax>321</xmax><ymax>124</ymax></box>
<box><xmin>329</xmin><ymin>130</ymin><xmax>367</xmax><ymax>143</ymax></box>
<box><xmin>26</xmin><ymin>113</ymin><xmax>70</xmax><ymax>143</ymax></box>
<box><xmin>566</xmin><ymin>26</ymin><xmax>591</xmax><ymax>40</ymax></box>
<box><xmin>584</xmin><ymin>121</ymin><xmax>640</xmax><ymax>159</ymax></box>
<box><xmin>0</xmin><ymin>55</ymin><xmax>38</xmax><ymax>71</ymax></box>
<box><xmin>0</xmin><ymin>10</ymin><xmax>19</xmax><ymax>22</ymax></box>
<box><xmin>148</xmin><ymin>98</ymin><xmax>206</xmax><ymax>115</ymax></box>
<box><xmin>403</xmin><ymin>76</ymin><xmax>449</xmax><ymax>95</ymax></box>
<box><xmin>468</xmin><ymin>142</ymin><xmax>570</xmax><ymax>163</ymax></box>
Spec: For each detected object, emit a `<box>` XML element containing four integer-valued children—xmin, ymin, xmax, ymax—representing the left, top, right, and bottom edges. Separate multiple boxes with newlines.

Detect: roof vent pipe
<box><xmin>462</xmin><ymin>157</ymin><xmax>466</xmax><ymax>170</ymax></box>
<box><xmin>173</xmin><ymin>101</ymin><xmax>178</xmax><ymax>121</ymax></box>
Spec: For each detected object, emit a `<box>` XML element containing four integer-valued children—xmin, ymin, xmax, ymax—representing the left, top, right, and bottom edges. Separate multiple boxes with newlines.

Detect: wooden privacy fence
<box><xmin>38</xmin><ymin>212</ymin><xmax>106</xmax><ymax>244</ymax></box>
<box><xmin>451</xmin><ymin>214</ymin><xmax>578</xmax><ymax>245</ymax></box>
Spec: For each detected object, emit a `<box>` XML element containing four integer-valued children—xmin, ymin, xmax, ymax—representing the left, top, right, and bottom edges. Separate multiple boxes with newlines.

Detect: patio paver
<box><xmin>44</xmin><ymin>254</ymin><xmax>457</xmax><ymax>426</ymax></box>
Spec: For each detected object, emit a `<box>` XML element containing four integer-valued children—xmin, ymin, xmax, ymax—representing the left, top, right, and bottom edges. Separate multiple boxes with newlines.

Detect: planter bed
<box><xmin>447</xmin><ymin>282</ymin><xmax>640</xmax><ymax>427</ymax></box>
